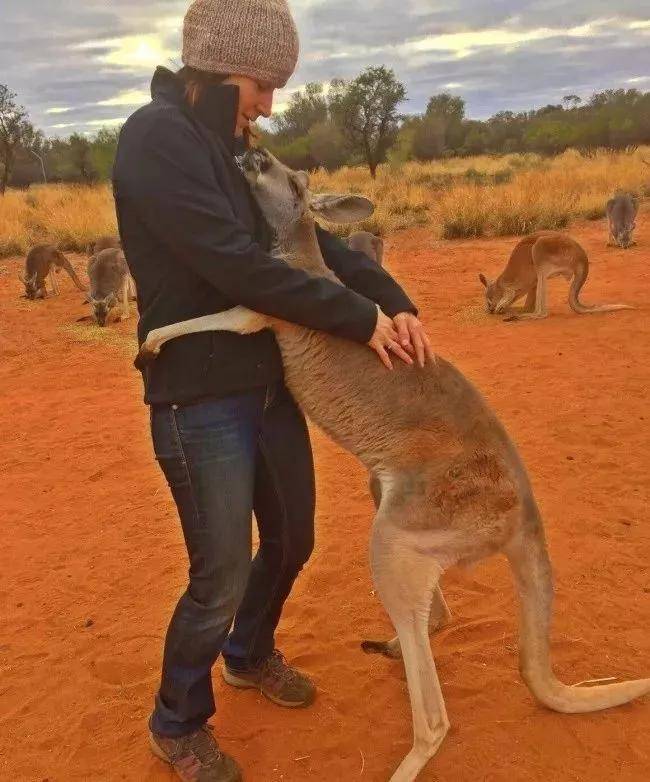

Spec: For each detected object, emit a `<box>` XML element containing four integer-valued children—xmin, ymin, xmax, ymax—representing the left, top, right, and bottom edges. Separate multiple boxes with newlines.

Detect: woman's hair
<box><xmin>176</xmin><ymin>66</ymin><xmax>227</xmax><ymax>108</ymax></box>
<box><xmin>176</xmin><ymin>65</ymin><xmax>257</xmax><ymax>147</ymax></box>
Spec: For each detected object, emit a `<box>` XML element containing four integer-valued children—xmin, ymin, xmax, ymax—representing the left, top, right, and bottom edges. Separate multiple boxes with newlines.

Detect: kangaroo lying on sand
<box><xmin>479</xmin><ymin>232</ymin><xmax>633</xmax><ymax>321</ymax></box>
<box><xmin>87</xmin><ymin>248</ymin><xmax>133</xmax><ymax>326</ymax></box>
<box><xmin>20</xmin><ymin>245</ymin><xmax>87</xmax><ymax>300</ymax></box>
<box><xmin>136</xmin><ymin>150</ymin><xmax>649</xmax><ymax>782</ymax></box>
<box><xmin>606</xmin><ymin>193</ymin><xmax>638</xmax><ymax>249</ymax></box>
<box><xmin>348</xmin><ymin>230</ymin><xmax>384</xmax><ymax>266</ymax></box>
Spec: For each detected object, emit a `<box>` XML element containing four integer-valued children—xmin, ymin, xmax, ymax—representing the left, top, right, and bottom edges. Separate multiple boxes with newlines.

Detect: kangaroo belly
<box><xmin>274</xmin><ymin>325</ymin><xmax>512</xmax><ymax>469</ymax></box>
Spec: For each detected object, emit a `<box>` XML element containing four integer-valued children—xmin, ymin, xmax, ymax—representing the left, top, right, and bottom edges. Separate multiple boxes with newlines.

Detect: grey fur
<box><xmin>606</xmin><ymin>193</ymin><xmax>638</xmax><ymax>249</ymax></box>
<box><xmin>348</xmin><ymin>231</ymin><xmax>384</xmax><ymax>266</ymax></box>
<box><xmin>89</xmin><ymin>235</ymin><xmax>122</xmax><ymax>256</ymax></box>
<box><xmin>87</xmin><ymin>248</ymin><xmax>131</xmax><ymax>326</ymax></box>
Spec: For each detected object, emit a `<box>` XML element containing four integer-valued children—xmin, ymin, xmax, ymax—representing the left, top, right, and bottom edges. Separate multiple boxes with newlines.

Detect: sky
<box><xmin>1</xmin><ymin>1</ymin><xmax>649</xmax><ymax>136</ymax></box>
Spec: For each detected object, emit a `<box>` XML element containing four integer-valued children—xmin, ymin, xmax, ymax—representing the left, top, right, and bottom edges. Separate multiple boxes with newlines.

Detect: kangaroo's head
<box><xmin>348</xmin><ymin>231</ymin><xmax>384</xmax><ymax>266</ymax></box>
<box><xmin>614</xmin><ymin>223</ymin><xmax>635</xmax><ymax>249</ymax></box>
<box><xmin>90</xmin><ymin>293</ymin><xmax>117</xmax><ymax>327</ymax></box>
<box><xmin>609</xmin><ymin>194</ymin><xmax>638</xmax><ymax>249</ymax></box>
<box><xmin>240</xmin><ymin>148</ymin><xmax>374</xmax><ymax>243</ymax></box>
<box><xmin>479</xmin><ymin>274</ymin><xmax>516</xmax><ymax>314</ymax></box>
<box><xmin>20</xmin><ymin>272</ymin><xmax>44</xmax><ymax>300</ymax></box>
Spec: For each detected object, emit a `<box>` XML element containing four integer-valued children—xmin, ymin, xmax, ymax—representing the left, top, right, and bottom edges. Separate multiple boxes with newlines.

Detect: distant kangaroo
<box><xmin>606</xmin><ymin>193</ymin><xmax>638</xmax><ymax>249</ymax></box>
<box><xmin>348</xmin><ymin>231</ymin><xmax>384</xmax><ymax>266</ymax></box>
<box><xmin>89</xmin><ymin>235</ymin><xmax>122</xmax><ymax>255</ymax></box>
<box><xmin>479</xmin><ymin>232</ymin><xmax>633</xmax><ymax>321</ymax></box>
<box><xmin>87</xmin><ymin>248</ymin><xmax>132</xmax><ymax>326</ymax></box>
<box><xmin>135</xmin><ymin>149</ymin><xmax>649</xmax><ymax>782</ymax></box>
<box><xmin>20</xmin><ymin>245</ymin><xmax>87</xmax><ymax>300</ymax></box>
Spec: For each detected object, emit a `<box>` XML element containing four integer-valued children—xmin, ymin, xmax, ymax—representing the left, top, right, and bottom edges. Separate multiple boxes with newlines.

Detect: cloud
<box><xmin>95</xmin><ymin>89</ymin><xmax>151</xmax><ymax>107</ymax></box>
<box><xmin>85</xmin><ymin>117</ymin><xmax>127</xmax><ymax>127</ymax></box>
<box><xmin>73</xmin><ymin>34</ymin><xmax>177</xmax><ymax>71</ymax></box>
<box><xmin>1</xmin><ymin>1</ymin><xmax>649</xmax><ymax>134</ymax></box>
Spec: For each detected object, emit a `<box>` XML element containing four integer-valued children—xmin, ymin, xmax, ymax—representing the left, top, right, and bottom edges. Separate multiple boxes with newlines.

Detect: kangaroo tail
<box><xmin>57</xmin><ymin>252</ymin><xmax>88</xmax><ymax>292</ymax></box>
<box><xmin>506</xmin><ymin>517</ymin><xmax>650</xmax><ymax>713</ymax></box>
<box><xmin>568</xmin><ymin>254</ymin><xmax>632</xmax><ymax>314</ymax></box>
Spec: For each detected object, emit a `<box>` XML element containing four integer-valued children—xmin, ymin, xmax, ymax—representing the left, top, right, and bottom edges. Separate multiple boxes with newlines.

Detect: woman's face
<box><xmin>223</xmin><ymin>75</ymin><xmax>275</xmax><ymax>136</ymax></box>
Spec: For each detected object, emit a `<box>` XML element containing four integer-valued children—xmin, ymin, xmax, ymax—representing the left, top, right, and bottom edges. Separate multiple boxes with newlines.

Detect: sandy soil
<box><xmin>1</xmin><ymin>212</ymin><xmax>649</xmax><ymax>782</ymax></box>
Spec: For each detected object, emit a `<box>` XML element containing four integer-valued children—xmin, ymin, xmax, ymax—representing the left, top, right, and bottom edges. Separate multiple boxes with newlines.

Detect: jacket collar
<box><xmin>150</xmin><ymin>66</ymin><xmax>240</xmax><ymax>153</ymax></box>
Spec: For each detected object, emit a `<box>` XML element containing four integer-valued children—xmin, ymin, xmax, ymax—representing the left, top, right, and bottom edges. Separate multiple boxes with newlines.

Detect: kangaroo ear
<box><xmin>479</xmin><ymin>273</ymin><xmax>489</xmax><ymax>288</ymax></box>
<box><xmin>309</xmin><ymin>193</ymin><xmax>375</xmax><ymax>224</ymax></box>
<box><xmin>294</xmin><ymin>170</ymin><xmax>310</xmax><ymax>189</ymax></box>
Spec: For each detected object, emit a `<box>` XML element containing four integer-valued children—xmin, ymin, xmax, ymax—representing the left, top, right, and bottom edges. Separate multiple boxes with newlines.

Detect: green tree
<box><xmin>411</xmin><ymin>114</ymin><xmax>446</xmax><ymax>160</ymax></box>
<box><xmin>272</xmin><ymin>82</ymin><xmax>328</xmax><ymax>140</ymax></box>
<box><xmin>68</xmin><ymin>133</ymin><xmax>96</xmax><ymax>182</ymax></box>
<box><xmin>562</xmin><ymin>95</ymin><xmax>582</xmax><ymax>109</ymax></box>
<box><xmin>0</xmin><ymin>85</ymin><xmax>37</xmax><ymax>194</ymax></box>
<box><xmin>424</xmin><ymin>93</ymin><xmax>466</xmax><ymax>152</ymax></box>
<box><xmin>90</xmin><ymin>127</ymin><xmax>121</xmax><ymax>180</ymax></box>
<box><xmin>307</xmin><ymin>121</ymin><xmax>349</xmax><ymax>171</ymax></box>
<box><xmin>329</xmin><ymin>66</ymin><xmax>406</xmax><ymax>178</ymax></box>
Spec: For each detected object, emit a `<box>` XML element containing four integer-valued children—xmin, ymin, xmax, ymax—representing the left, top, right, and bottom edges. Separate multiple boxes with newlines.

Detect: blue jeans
<box><xmin>149</xmin><ymin>383</ymin><xmax>315</xmax><ymax>737</ymax></box>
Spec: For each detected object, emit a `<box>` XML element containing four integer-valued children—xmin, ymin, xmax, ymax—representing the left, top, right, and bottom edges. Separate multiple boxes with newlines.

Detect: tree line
<box><xmin>2</xmin><ymin>69</ymin><xmax>649</xmax><ymax>192</ymax></box>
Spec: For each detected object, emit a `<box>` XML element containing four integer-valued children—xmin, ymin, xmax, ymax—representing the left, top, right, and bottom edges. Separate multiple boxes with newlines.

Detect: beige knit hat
<box><xmin>182</xmin><ymin>0</ymin><xmax>300</xmax><ymax>88</ymax></box>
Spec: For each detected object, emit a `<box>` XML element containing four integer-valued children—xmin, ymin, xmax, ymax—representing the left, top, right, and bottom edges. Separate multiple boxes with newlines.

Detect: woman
<box><xmin>113</xmin><ymin>1</ymin><xmax>433</xmax><ymax>779</ymax></box>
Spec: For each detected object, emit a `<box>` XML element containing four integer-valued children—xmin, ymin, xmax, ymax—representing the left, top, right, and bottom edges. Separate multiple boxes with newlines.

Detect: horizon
<box><xmin>1</xmin><ymin>1</ymin><xmax>649</xmax><ymax>137</ymax></box>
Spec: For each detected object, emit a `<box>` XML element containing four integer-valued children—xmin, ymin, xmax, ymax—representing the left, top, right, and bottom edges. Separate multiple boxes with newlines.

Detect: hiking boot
<box><xmin>222</xmin><ymin>650</ymin><xmax>316</xmax><ymax>708</ymax></box>
<box><xmin>149</xmin><ymin>723</ymin><xmax>242</xmax><ymax>782</ymax></box>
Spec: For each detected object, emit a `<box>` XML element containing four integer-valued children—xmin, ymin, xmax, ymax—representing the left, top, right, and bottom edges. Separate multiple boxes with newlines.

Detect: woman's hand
<box><xmin>392</xmin><ymin>312</ymin><xmax>435</xmax><ymax>368</ymax></box>
<box><xmin>368</xmin><ymin>307</ymin><xmax>414</xmax><ymax>370</ymax></box>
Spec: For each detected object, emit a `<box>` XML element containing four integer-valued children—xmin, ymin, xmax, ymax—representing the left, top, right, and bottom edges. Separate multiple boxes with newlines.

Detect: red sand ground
<box><xmin>1</xmin><ymin>213</ymin><xmax>649</xmax><ymax>782</ymax></box>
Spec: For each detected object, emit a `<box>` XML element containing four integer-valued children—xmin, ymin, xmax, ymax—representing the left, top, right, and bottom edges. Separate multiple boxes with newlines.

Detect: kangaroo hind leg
<box><xmin>371</xmin><ymin>521</ymin><xmax>451</xmax><ymax>782</ymax></box>
<box><xmin>362</xmin><ymin>584</ymin><xmax>451</xmax><ymax>659</ymax></box>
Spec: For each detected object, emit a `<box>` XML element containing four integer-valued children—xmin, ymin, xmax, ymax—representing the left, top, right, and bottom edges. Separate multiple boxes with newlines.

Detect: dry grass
<box><xmin>1</xmin><ymin>148</ymin><xmax>648</xmax><ymax>257</ymax></box>
<box><xmin>312</xmin><ymin>147</ymin><xmax>649</xmax><ymax>238</ymax></box>
<box><xmin>0</xmin><ymin>184</ymin><xmax>117</xmax><ymax>258</ymax></box>
<box><xmin>62</xmin><ymin>323</ymin><xmax>137</xmax><ymax>356</ymax></box>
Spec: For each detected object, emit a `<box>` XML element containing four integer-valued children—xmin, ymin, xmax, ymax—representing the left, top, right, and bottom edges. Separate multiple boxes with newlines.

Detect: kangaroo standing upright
<box><xmin>136</xmin><ymin>150</ymin><xmax>649</xmax><ymax>782</ymax></box>
<box><xmin>20</xmin><ymin>245</ymin><xmax>87</xmax><ymax>299</ymax></box>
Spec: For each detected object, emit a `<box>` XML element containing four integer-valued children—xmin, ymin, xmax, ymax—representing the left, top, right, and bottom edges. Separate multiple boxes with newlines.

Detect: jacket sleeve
<box><xmin>316</xmin><ymin>225</ymin><xmax>418</xmax><ymax>318</ymax></box>
<box><xmin>117</xmin><ymin>113</ymin><xmax>378</xmax><ymax>344</ymax></box>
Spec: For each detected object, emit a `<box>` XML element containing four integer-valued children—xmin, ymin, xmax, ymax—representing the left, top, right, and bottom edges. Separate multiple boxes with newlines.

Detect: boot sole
<box><xmin>221</xmin><ymin>667</ymin><xmax>314</xmax><ymax>708</ymax></box>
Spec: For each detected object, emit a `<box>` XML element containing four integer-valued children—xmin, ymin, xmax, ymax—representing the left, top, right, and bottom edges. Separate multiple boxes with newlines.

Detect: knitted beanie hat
<box><xmin>182</xmin><ymin>0</ymin><xmax>300</xmax><ymax>88</ymax></box>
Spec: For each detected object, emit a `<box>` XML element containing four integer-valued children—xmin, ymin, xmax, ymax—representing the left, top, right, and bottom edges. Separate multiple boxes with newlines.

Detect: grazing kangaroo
<box><xmin>89</xmin><ymin>235</ymin><xmax>122</xmax><ymax>255</ymax></box>
<box><xmin>87</xmin><ymin>248</ymin><xmax>132</xmax><ymax>326</ymax></box>
<box><xmin>136</xmin><ymin>150</ymin><xmax>649</xmax><ymax>782</ymax></box>
<box><xmin>348</xmin><ymin>230</ymin><xmax>384</xmax><ymax>266</ymax></box>
<box><xmin>20</xmin><ymin>245</ymin><xmax>87</xmax><ymax>300</ymax></box>
<box><xmin>606</xmin><ymin>193</ymin><xmax>638</xmax><ymax>249</ymax></box>
<box><xmin>479</xmin><ymin>232</ymin><xmax>633</xmax><ymax>321</ymax></box>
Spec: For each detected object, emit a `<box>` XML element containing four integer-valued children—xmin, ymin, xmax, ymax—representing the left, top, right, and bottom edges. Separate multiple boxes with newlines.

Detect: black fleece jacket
<box><xmin>112</xmin><ymin>67</ymin><xmax>416</xmax><ymax>405</ymax></box>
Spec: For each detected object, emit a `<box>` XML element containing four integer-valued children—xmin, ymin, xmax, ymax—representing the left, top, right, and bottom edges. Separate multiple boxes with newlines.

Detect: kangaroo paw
<box><xmin>361</xmin><ymin>639</ymin><xmax>403</xmax><ymax>659</ymax></box>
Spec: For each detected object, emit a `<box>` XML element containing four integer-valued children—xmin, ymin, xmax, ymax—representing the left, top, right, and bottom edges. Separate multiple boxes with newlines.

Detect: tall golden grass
<box><xmin>0</xmin><ymin>183</ymin><xmax>116</xmax><ymax>257</ymax></box>
<box><xmin>1</xmin><ymin>148</ymin><xmax>647</xmax><ymax>258</ymax></box>
<box><xmin>312</xmin><ymin>147</ymin><xmax>649</xmax><ymax>238</ymax></box>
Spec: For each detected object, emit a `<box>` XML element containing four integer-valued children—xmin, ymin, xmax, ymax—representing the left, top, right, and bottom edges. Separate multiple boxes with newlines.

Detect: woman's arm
<box><xmin>315</xmin><ymin>225</ymin><xmax>417</xmax><ymax>317</ymax></box>
<box><xmin>115</xmin><ymin>113</ymin><xmax>377</xmax><ymax>345</ymax></box>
